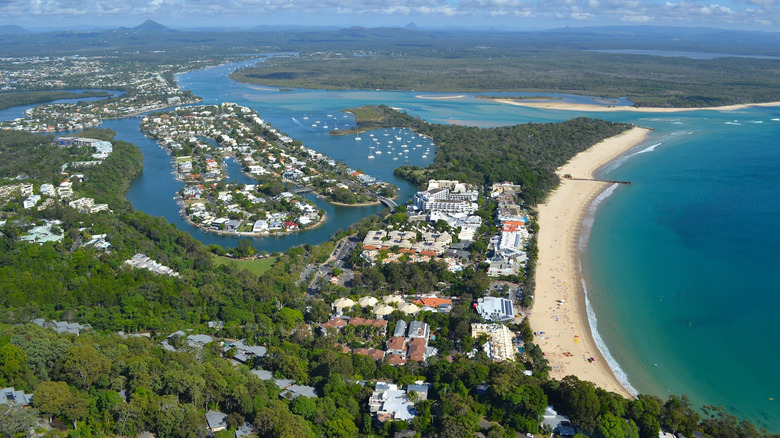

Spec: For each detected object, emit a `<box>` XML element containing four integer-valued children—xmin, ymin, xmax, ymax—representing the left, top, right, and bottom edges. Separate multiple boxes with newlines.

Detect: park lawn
<box><xmin>211</xmin><ymin>254</ymin><xmax>277</xmax><ymax>276</ymax></box>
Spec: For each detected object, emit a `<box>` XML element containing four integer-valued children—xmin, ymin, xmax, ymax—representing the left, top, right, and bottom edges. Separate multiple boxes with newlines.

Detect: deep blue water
<box><xmin>5</xmin><ymin>59</ymin><xmax>778</xmax><ymax>429</ymax></box>
<box><xmin>177</xmin><ymin>63</ymin><xmax>780</xmax><ymax>430</ymax></box>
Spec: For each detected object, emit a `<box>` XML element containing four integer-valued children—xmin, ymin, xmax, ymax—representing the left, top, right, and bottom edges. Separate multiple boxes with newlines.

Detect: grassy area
<box><xmin>211</xmin><ymin>254</ymin><xmax>277</xmax><ymax>276</ymax></box>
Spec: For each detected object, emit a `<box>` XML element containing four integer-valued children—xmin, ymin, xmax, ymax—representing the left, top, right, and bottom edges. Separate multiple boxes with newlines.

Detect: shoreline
<box><xmin>491</xmin><ymin>98</ymin><xmax>780</xmax><ymax>113</ymax></box>
<box><xmin>530</xmin><ymin>126</ymin><xmax>650</xmax><ymax>398</ymax></box>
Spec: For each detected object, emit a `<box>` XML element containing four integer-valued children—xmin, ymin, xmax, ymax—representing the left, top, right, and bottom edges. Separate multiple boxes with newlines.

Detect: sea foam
<box><xmin>578</xmin><ymin>183</ymin><xmax>640</xmax><ymax>396</ymax></box>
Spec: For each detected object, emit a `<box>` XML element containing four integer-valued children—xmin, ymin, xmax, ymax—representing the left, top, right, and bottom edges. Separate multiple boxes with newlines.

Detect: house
<box><xmin>253</xmin><ymin>220</ymin><xmax>268</xmax><ymax>233</ymax></box>
<box><xmin>283</xmin><ymin>221</ymin><xmax>298</xmax><ymax>231</ymax></box>
<box><xmin>353</xmin><ymin>348</ymin><xmax>386</xmax><ymax>360</ymax></box>
<box><xmin>407</xmin><ymin>321</ymin><xmax>429</xmax><ymax>340</ymax></box>
<box><xmin>475</xmin><ymin>297</ymin><xmax>515</xmax><ymax>322</ymax></box>
<box><xmin>319</xmin><ymin>317</ymin><xmax>347</xmax><ymax>334</ymax></box>
<box><xmin>205</xmin><ymin>410</ymin><xmax>227</xmax><ymax>433</ymax></box>
<box><xmin>472</xmin><ymin>323</ymin><xmax>516</xmax><ymax>362</ymax></box>
<box><xmin>0</xmin><ymin>387</ymin><xmax>34</xmax><ymax>407</ymax></box>
<box><xmin>280</xmin><ymin>384</ymin><xmax>318</xmax><ymax>399</ymax></box>
<box><xmin>393</xmin><ymin>319</ymin><xmax>408</xmax><ymax>337</ymax></box>
<box><xmin>348</xmin><ymin>317</ymin><xmax>388</xmax><ymax>336</ymax></box>
<box><xmin>226</xmin><ymin>219</ymin><xmax>241</xmax><ymax>231</ymax></box>
<box><xmin>542</xmin><ymin>406</ymin><xmax>575</xmax><ymax>438</ymax></box>
<box><xmin>368</xmin><ymin>382</ymin><xmax>417</xmax><ymax>423</ymax></box>
<box><xmin>407</xmin><ymin>337</ymin><xmax>428</xmax><ymax>362</ymax></box>
<box><xmin>407</xmin><ymin>383</ymin><xmax>430</xmax><ymax>401</ymax></box>
<box><xmin>386</xmin><ymin>337</ymin><xmax>407</xmax><ymax>357</ymax></box>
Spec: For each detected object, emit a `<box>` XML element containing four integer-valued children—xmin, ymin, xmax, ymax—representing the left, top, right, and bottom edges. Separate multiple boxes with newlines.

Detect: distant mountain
<box><xmin>131</xmin><ymin>19</ymin><xmax>174</xmax><ymax>33</ymax></box>
<box><xmin>0</xmin><ymin>25</ymin><xmax>31</xmax><ymax>35</ymax></box>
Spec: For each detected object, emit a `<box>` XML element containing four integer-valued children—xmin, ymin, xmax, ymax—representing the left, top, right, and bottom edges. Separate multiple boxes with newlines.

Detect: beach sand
<box><xmin>493</xmin><ymin>98</ymin><xmax>780</xmax><ymax>113</ymax></box>
<box><xmin>529</xmin><ymin>126</ymin><xmax>650</xmax><ymax>398</ymax></box>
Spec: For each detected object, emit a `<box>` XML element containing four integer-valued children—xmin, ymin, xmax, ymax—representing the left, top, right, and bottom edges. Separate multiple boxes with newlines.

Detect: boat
<box><xmin>421</xmin><ymin>154</ymin><xmax>427</xmax><ymax>158</ymax></box>
<box><xmin>355</xmin><ymin>136</ymin><xmax>362</xmax><ymax>140</ymax></box>
<box><xmin>322</xmin><ymin>125</ymin><xmax>328</xmax><ymax>129</ymax></box>
<box><xmin>375</xmin><ymin>150</ymin><xmax>382</xmax><ymax>155</ymax></box>
<box><xmin>393</xmin><ymin>157</ymin><xmax>398</xmax><ymax>160</ymax></box>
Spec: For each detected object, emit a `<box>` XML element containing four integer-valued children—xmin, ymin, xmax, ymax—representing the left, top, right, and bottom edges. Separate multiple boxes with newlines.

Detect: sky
<box><xmin>2</xmin><ymin>0</ymin><xmax>779</xmax><ymax>31</ymax></box>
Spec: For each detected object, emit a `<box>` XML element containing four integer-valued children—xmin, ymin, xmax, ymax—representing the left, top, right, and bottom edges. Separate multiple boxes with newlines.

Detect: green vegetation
<box><xmin>0</xmin><ymin>90</ymin><xmax>112</xmax><ymax>110</ymax></box>
<box><xmin>344</xmin><ymin>105</ymin><xmax>632</xmax><ymax>205</ymax></box>
<box><xmin>231</xmin><ymin>52</ymin><xmax>780</xmax><ymax>107</ymax></box>
<box><xmin>211</xmin><ymin>254</ymin><xmax>278</xmax><ymax>276</ymax></box>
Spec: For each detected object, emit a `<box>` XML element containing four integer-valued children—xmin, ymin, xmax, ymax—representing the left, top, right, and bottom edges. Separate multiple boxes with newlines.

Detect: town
<box><xmin>141</xmin><ymin>103</ymin><xmax>396</xmax><ymax>235</ymax></box>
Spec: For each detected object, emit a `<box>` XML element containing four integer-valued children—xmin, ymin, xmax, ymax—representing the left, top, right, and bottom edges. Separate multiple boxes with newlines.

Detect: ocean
<box><xmin>4</xmin><ymin>58</ymin><xmax>773</xmax><ymax>429</ymax></box>
<box><xmin>175</xmin><ymin>62</ymin><xmax>780</xmax><ymax>430</ymax></box>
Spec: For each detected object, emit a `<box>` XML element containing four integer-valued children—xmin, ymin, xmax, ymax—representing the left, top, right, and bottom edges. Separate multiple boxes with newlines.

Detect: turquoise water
<box><xmin>176</xmin><ymin>62</ymin><xmax>780</xmax><ymax>429</ymax></box>
<box><xmin>4</xmin><ymin>59</ymin><xmax>775</xmax><ymax>429</ymax></box>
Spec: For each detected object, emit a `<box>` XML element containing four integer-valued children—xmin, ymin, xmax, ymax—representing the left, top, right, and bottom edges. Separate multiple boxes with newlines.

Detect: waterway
<box><xmin>168</xmin><ymin>59</ymin><xmax>779</xmax><ymax>429</ymax></box>
<box><xmin>3</xmin><ymin>57</ymin><xmax>778</xmax><ymax>429</ymax></box>
<box><xmin>0</xmin><ymin>89</ymin><xmax>125</xmax><ymax>122</ymax></box>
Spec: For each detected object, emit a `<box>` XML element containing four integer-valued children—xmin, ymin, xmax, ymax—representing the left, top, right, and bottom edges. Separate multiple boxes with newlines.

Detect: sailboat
<box><xmin>368</xmin><ymin>147</ymin><xmax>375</xmax><ymax>159</ymax></box>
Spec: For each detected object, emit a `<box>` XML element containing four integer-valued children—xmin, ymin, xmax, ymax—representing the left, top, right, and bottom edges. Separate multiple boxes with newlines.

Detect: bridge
<box><xmin>292</xmin><ymin>187</ymin><xmax>315</xmax><ymax>194</ymax></box>
<box><xmin>378</xmin><ymin>196</ymin><xmax>397</xmax><ymax>210</ymax></box>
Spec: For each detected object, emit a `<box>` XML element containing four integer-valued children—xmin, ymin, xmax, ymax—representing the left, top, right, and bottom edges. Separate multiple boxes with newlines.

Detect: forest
<box><xmin>340</xmin><ymin>105</ymin><xmax>632</xmax><ymax>206</ymax></box>
<box><xmin>229</xmin><ymin>51</ymin><xmax>780</xmax><ymax>108</ymax></box>
<box><xmin>0</xmin><ymin>91</ymin><xmax>112</xmax><ymax>111</ymax></box>
<box><xmin>0</xmin><ymin>126</ymin><xmax>777</xmax><ymax>437</ymax></box>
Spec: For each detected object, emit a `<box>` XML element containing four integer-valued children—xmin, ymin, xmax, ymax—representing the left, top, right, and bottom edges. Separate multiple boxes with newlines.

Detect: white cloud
<box><xmin>1</xmin><ymin>0</ymin><xmax>779</xmax><ymax>29</ymax></box>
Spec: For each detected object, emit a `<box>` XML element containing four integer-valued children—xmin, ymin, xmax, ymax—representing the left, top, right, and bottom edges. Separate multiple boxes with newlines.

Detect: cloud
<box><xmin>1</xmin><ymin>0</ymin><xmax>778</xmax><ymax>29</ymax></box>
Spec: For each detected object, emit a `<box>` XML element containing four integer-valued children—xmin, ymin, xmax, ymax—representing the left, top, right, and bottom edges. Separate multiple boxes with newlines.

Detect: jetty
<box><xmin>562</xmin><ymin>174</ymin><xmax>632</xmax><ymax>185</ymax></box>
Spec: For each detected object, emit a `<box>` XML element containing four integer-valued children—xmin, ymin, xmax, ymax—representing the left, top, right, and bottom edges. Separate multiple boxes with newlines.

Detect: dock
<box><xmin>562</xmin><ymin>174</ymin><xmax>632</xmax><ymax>185</ymax></box>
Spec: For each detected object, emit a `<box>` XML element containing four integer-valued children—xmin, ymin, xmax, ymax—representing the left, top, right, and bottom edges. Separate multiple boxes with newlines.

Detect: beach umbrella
<box><xmin>358</xmin><ymin>296</ymin><xmax>378</xmax><ymax>307</ymax></box>
<box><xmin>333</xmin><ymin>297</ymin><xmax>355</xmax><ymax>309</ymax></box>
<box><xmin>373</xmin><ymin>304</ymin><xmax>394</xmax><ymax>317</ymax></box>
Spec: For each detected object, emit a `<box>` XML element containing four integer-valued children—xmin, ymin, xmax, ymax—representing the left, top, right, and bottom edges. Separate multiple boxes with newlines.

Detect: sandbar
<box><xmin>414</xmin><ymin>94</ymin><xmax>465</xmax><ymax>100</ymax></box>
<box><xmin>492</xmin><ymin>98</ymin><xmax>780</xmax><ymax>113</ymax></box>
<box><xmin>530</xmin><ymin>126</ymin><xmax>650</xmax><ymax>398</ymax></box>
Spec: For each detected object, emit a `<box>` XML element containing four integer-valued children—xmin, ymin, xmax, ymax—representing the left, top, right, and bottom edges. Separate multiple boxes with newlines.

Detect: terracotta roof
<box><xmin>348</xmin><ymin>317</ymin><xmax>388</xmax><ymax>329</ymax></box>
<box><xmin>386</xmin><ymin>336</ymin><xmax>407</xmax><ymax>351</ymax></box>
<box><xmin>320</xmin><ymin>318</ymin><xmax>347</xmax><ymax>330</ymax></box>
<box><xmin>387</xmin><ymin>353</ymin><xmax>407</xmax><ymax>366</ymax></box>
<box><xmin>353</xmin><ymin>348</ymin><xmax>385</xmax><ymax>360</ymax></box>
<box><xmin>407</xmin><ymin>337</ymin><xmax>427</xmax><ymax>362</ymax></box>
<box><xmin>412</xmin><ymin>297</ymin><xmax>452</xmax><ymax>308</ymax></box>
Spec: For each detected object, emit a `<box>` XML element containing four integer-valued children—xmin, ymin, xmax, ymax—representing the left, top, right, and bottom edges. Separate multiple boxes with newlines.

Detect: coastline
<box><xmin>530</xmin><ymin>126</ymin><xmax>650</xmax><ymax>398</ymax></box>
<box><xmin>492</xmin><ymin>98</ymin><xmax>780</xmax><ymax>113</ymax></box>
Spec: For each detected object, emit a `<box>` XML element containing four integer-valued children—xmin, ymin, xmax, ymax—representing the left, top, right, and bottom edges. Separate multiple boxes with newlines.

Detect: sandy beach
<box><xmin>492</xmin><ymin>98</ymin><xmax>780</xmax><ymax>113</ymax></box>
<box><xmin>529</xmin><ymin>126</ymin><xmax>650</xmax><ymax>398</ymax></box>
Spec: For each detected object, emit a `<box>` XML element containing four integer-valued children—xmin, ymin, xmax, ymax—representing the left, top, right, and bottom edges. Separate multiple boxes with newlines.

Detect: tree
<box><xmin>63</xmin><ymin>344</ymin><xmax>110</xmax><ymax>390</ymax></box>
<box><xmin>291</xmin><ymin>396</ymin><xmax>317</xmax><ymax>420</ymax></box>
<box><xmin>596</xmin><ymin>412</ymin><xmax>639</xmax><ymax>438</ymax></box>
<box><xmin>555</xmin><ymin>376</ymin><xmax>600</xmax><ymax>433</ymax></box>
<box><xmin>324</xmin><ymin>411</ymin><xmax>359</xmax><ymax>438</ymax></box>
<box><xmin>0</xmin><ymin>343</ymin><xmax>29</xmax><ymax>388</ymax></box>
<box><xmin>661</xmin><ymin>395</ymin><xmax>699</xmax><ymax>437</ymax></box>
<box><xmin>0</xmin><ymin>404</ymin><xmax>39</xmax><ymax>437</ymax></box>
<box><xmin>33</xmin><ymin>381</ymin><xmax>88</xmax><ymax>430</ymax></box>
